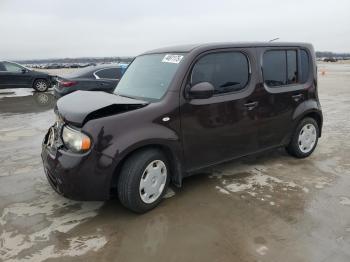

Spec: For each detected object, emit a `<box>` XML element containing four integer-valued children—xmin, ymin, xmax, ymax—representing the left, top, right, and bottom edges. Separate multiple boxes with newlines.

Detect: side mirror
<box><xmin>21</xmin><ymin>69</ymin><xmax>28</xmax><ymax>74</ymax></box>
<box><xmin>188</xmin><ymin>82</ymin><xmax>214</xmax><ymax>99</ymax></box>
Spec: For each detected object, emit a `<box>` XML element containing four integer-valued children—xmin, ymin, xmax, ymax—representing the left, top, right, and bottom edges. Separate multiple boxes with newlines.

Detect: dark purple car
<box><xmin>42</xmin><ymin>42</ymin><xmax>323</xmax><ymax>213</ymax></box>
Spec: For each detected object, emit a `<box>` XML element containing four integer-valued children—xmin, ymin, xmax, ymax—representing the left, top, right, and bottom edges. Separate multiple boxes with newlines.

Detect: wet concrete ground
<box><xmin>1</xmin><ymin>63</ymin><xmax>350</xmax><ymax>262</ymax></box>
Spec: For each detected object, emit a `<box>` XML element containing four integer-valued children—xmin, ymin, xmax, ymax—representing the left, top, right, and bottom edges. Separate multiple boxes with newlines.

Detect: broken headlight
<box><xmin>62</xmin><ymin>125</ymin><xmax>91</xmax><ymax>153</ymax></box>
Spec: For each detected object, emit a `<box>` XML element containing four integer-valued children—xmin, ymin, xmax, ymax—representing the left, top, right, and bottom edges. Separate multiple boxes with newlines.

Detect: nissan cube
<box><xmin>42</xmin><ymin>42</ymin><xmax>323</xmax><ymax>213</ymax></box>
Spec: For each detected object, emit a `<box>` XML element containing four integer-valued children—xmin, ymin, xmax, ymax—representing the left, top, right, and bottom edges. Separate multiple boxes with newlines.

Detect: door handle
<box><xmin>244</xmin><ymin>101</ymin><xmax>259</xmax><ymax>111</ymax></box>
<box><xmin>292</xmin><ymin>94</ymin><xmax>303</xmax><ymax>102</ymax></box>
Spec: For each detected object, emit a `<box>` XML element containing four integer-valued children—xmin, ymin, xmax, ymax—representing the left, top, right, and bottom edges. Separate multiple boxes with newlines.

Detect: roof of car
<box><xmin>142</xmin><ymin>42</ymin><xmax>313</xmax><ymax>54</ymax></box>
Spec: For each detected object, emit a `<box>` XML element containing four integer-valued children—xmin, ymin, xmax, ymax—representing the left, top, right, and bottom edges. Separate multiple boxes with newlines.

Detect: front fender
<box><xmin>116</xmin><ymin>125</ymin><xmax>184</xmax><ymax>187</ymax></box>
<box><xmin>84</xmin><ymin>119</ymin><xmax>185</xmax><ymax>187</ymax></box>
<box><xmin>113</xmin><ymin>125</ymin><xmax>181</xmax><ymax>160</ymax></box>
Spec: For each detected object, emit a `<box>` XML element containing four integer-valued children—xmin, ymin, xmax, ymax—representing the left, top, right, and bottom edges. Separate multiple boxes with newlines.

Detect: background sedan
<box><xmin>54</xmin><ymin>64</ymin><xmax>127</xmax><ymax>98</ymax></box>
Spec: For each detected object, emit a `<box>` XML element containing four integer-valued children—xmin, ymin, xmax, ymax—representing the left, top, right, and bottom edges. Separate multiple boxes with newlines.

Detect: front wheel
<box><xmin>286</xmin><ymin>117</ymin><xmax>319</xmax><ymax>158</ymax></box>
<box><xmin>117</xmin><ymin>149</ymin><xmax>170</xmax><ymax>213</ymax></box>
<box><xmin>33</xmin><ymin>79</ymin><xmax>49</xmax><ymax>92</ymax></box>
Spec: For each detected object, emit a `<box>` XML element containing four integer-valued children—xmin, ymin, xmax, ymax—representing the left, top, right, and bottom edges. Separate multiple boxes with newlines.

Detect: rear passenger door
<box><xmin>256</xmin><ymin>48</ymin><xmax>311</xmax><ymax>148</ymax></box>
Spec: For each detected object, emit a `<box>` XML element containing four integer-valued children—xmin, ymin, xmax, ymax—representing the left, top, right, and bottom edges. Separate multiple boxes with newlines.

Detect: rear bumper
<box><xmin>41</xmin><ymin>138</ymin><xmax>117</xmax><ymax>201</ymax></box>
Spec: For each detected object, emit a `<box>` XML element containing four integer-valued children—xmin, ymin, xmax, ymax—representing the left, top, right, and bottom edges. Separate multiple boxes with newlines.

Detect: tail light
<box><xmin>60</xmin><ymin>81</ymin><xmax>77</xmax><ymax>87</ymax></box>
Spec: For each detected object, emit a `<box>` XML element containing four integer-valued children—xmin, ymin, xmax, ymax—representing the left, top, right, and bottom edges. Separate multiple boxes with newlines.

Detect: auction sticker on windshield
<box><xmin>162</xmin><ymin>54</ymin><xmax>184</xmax><ymax>64</ymax></box>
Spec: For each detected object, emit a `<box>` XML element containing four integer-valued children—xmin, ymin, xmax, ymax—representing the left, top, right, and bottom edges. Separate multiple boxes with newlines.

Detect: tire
<box><xmin>33</xmin><ymin>79</ymin><xmax>49</xmax><ymax>92</ymax></box>
<box><xmin>117</xmin><ymin>149</ymin><xmax>170</xmax><ymax>213</ymax></box>
<box><xmin>286</xmin><ymin>117</ymin><xmax>319</xmax><ymax>158</ymax></box>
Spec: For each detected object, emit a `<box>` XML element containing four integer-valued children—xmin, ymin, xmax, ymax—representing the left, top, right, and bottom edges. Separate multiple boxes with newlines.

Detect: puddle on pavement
<box><xmin>0</xmin><ymin>88</ymin><xmax>56</xmax><ymax>115</ymax></box>
<box><xmin>0</xmin><ymin>182</ymin><xmax>105</xmax><ymax>262</ymax></box>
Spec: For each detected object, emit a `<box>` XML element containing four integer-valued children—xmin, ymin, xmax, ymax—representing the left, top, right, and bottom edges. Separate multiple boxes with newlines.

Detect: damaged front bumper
<box><xmin>41</xmin><ymin>124</ymin><xmax>117</xmax><ymax>201</ymax></box>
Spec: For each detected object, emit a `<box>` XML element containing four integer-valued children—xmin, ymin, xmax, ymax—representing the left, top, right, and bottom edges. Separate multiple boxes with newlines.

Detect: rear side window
<box><xmin>263</xmin><ymin>51</ymin><xmax>287</xmax><ymax>86</ymax></box>
<box><xmin>263</xmin><ymin>49</ymin><xmax>310</xmax><ymax>87</ymax></box>
<box><xmin>300</xmin><ymin>50</ymin><xmax>310</xmax><ymax>83</ymax></box>
<box><xmin>191</xmin><ymin>52</ymin><xmax>249</xmax><ymax>94</ymax></box>
<box><xmin>95</xmin><ymin>68</ymin><xmax>122</xmax><ymax>79</ymax></box>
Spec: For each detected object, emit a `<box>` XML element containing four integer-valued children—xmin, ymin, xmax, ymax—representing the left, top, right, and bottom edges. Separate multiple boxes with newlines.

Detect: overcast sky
<box><xmin>0</xmin><ymin>0</ymin><xmax>349</xmax><ymax>60</ymax></box>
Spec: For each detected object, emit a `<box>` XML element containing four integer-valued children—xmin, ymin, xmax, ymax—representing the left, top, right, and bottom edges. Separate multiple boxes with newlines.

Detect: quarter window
<box><xmin>287</xmin><ymin>50</ymin><xmax>298</xmax><ymax>84</ymax></box>
<box><xmin>300</xmin><ymin>50</ymin><xmax>310</xmax><ymax>83</ymax></box>
<box><xmin>191</xmin><ymin>52</ymin><xmax>249</xmax><ymax>94</ymax></box>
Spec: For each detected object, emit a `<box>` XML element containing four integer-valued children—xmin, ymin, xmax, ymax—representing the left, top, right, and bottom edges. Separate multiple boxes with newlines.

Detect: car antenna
<box><xmin>269</xmin><ymin>38</ymin><xmax>280</xmax><ymax>42</ymax></box>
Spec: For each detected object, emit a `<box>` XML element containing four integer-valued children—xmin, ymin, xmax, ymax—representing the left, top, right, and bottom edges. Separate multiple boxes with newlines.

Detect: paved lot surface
<box><xmin>1</xmin><ymin>63</ymin><xmax>350</xmax><ymax>262</ymax></box>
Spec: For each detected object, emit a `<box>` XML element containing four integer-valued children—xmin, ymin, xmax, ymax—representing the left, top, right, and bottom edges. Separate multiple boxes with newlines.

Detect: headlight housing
<box><xmin>62</xmin><ymin>125</ymin><xmax>91</xmax><ymax>153</ymax></box>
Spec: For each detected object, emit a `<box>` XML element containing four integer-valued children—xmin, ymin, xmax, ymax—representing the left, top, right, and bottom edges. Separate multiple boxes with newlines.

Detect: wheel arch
<box><xmin>282</xmin><ymin>101</ymin><xmax>323</xmax><ymax>146</ymax></box>
<box><xmin>292</xmin><ymin>100</ymin><xmax>323</xmax><ymax>137</ymax></box>
<box><xmin>302</xmin><ymin>111</ymin><xmax>322</xmax><ymax>136</ymax></box>
<box><xmin>294</xmin><ymin>109</ymin><xmax>323</xmax><ymax>138</ymax></box>
<box><xmin>111</xmin><ymin>143</ymin><xmax>184</xmax><ymax>194</ymax></box>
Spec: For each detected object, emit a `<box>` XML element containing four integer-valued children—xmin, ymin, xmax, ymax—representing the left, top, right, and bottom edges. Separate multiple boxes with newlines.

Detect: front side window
<box><xmin>191</xmin><ymin>52</ymin><xmax>249</xmax><ymax>94</ymax></box>
<box><xmin>95</xmin><ymin>68</ymin><xmax>122</xmax><ymax>79</ymax></box>
<box><xmin>3</xmin><ymin>62</ymin><xmax>23</xmax><ymax>73</ymax></box>
<box><xmin>115</xmin><ymin>53</ymin><xmax>185</xmax><ymax>101</ymax></box>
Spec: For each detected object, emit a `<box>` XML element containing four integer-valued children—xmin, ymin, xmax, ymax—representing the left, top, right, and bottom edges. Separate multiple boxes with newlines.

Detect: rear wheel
<box><xmin>117</xmin><ymin>149</ymin><xmax>170</xmax><ymax>213</ymax></box>
<box><xmin>286</xmin><ymin>117</ymin><xmax>319</xmax><ymax>158</ymax></box>
<box><xmin>33</xmin><ymin>79</ymin><xmax>49</xmax><ymax>92</ymax></box>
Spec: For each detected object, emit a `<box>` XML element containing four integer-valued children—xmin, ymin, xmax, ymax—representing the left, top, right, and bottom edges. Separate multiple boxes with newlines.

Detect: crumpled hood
<box><xmin>56</xmin><ymin>91</ymin><xmax>148</xmax><ymax>127</ymax></box>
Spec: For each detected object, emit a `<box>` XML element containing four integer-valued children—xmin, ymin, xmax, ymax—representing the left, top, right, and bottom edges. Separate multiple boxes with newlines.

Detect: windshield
<box><xmin>114</xmin><ymin>53</ymin><xmax>186</xmax><ymax>101</ymax></box>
